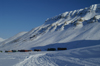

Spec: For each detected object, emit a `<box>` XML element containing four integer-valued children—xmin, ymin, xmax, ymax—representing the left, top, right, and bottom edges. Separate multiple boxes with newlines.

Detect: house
<box><xmin>0</xmin><ymin>50</ymin><xmax>2</xmax><ymax>52</ymax></box>
<box><xmin>57</xmin><ymin>48</ymin><xmax>67</xmax><ymax>50</ymax></box>
<box><xmin>47</xmin><ymin>48</ymin><xmax>56</xmax><ymax>51</ymax></box>
<box><xmin>5</xmin><ymin>50</ymin><xmax>12</xmax><ymax>52</ymax></box>
<box><xmin>34</xmin><ymin>49</ymin><xmax>41</xmax><ymax>51</ymax></box>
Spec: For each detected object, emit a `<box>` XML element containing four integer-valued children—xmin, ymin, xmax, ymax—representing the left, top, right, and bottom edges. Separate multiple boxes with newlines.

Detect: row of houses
<box><xmin>0</xmin><ymin>48</ymin><xmax>67</xmax><ymax>53</ymax></box>
<box><xmin>5</xmin><ymin>50</ymin><xmax>32</xmax><ymax>52</ymax></box>
<box><xmin>34</xmin><ymin>48</ymin><xmax>67</xmax><ymax>51</ymax></box>
<box><xmin>0</xmin><ymin>50</ymin><xmax>33</xmax><ymax>53</ymax></box>
<box><xmin>47</xmin><ymin>48</ymin><xmax>67</xmax><ymax>51</ymax></box>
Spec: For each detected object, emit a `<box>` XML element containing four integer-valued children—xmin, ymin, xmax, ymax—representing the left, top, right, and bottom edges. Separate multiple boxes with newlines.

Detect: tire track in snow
<box><xmin>13</xmin><ymin>53</ymin><xmax>58</xmax><ymax>66</ymax></box>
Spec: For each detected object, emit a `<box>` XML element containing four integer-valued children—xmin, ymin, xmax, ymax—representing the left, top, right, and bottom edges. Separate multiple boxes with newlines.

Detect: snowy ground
<box><xmin>0</xmin><ymin>44</ymin><xmax>100</xmax><ymax>66</ymax></box>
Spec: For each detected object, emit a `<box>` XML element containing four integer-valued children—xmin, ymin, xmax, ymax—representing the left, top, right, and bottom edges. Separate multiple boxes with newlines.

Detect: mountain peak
<box><xmin>0</xmin><ymin>38</ymin><xmax>5</xmax><ymax>42</ymax></box>
<box><xmin>0</xmin><ymin>4</ymin><xmax>100</xmax><ymax>50</ymax></box>
<box><xmin>44</xmin><ymin>4</ymin><xmax>100</xmax><ymax>27</ymax></box>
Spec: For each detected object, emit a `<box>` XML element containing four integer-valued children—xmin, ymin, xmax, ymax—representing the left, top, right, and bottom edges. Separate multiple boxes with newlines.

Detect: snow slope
<box><xmin>0</xmin><ymin>4</ymin><xmax>100</xmax><ymax>66</ymax></box>
<box><xmin>0</xmin><ymin>38</ymin><xmax>5</xmax><ymax>42</ymax></box>
<box><xmin>0</xmin><ymin>32</ymin><xmax>27</xmax><ymax>49</ymax></box>
<box><xmin>0</xmin><ymin>4</ymin><xmax>100</xmax><ymax>50</ymax></box>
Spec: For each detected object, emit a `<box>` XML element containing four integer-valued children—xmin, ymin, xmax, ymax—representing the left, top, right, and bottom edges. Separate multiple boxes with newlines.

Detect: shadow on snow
<box><xmin>31</xmin><ymin>40</ymin><xmax>100</xmax><ymax>51</ymax></box>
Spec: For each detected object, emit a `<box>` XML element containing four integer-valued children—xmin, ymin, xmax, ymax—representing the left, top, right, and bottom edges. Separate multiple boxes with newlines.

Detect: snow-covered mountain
<box><xmin>0</xmin><ymin>38</ymin><xmax>5</xmax><ymax>42</ymax></box>
<box><xmin>0</xmin><ymin>32</ymin><xmax>27</xmax><ymax>47</ymax></box>
<box><xmin>0</xmin><ymin>4</ymin><xmax>100</xmax><ymax>66</ymax></box>
<box><xmin>0</xmin><ymin>4</ymin><xmax>100</xmax><ymax>50</ymax></box>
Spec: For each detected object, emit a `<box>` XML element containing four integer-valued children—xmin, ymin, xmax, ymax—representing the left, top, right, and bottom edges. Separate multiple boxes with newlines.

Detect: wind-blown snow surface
<box><xmin>0</xmin><ymin>4</ymin><xmax>100</xmax><ymax>66</ymax></box>
<box><xmin>0</xmin><ymin>45</ymin><xmax>100</xmax><ymax>66</ymax></box>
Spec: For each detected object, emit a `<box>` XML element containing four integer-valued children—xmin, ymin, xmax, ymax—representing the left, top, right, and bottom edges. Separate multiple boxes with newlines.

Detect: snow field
<box><xmin>12</xmin><ymin>44</ymin><xmax>100</xmax><ymax>66</ymax></box>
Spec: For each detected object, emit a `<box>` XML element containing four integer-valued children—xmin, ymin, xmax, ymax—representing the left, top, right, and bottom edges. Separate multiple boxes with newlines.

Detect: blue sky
<box><xmin>0</xmin><ymin>0</ymin><xmax>100</xmax><ymax>39</ymax></box>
